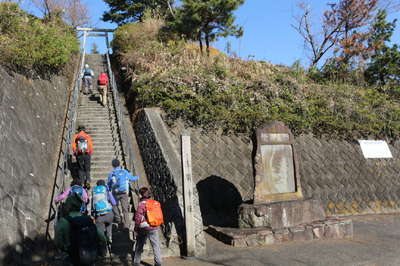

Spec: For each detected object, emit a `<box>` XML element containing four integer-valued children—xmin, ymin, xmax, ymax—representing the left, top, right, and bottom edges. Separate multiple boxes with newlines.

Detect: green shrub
<box><xmin>0</xmin><ymin>3</ymin><xmax>79</xmax><ymax>74</ymax></box>
<box><xmin>113</xmin><ymin>18</ymin><xmax>400</xmax><ymax>140</ymax></box>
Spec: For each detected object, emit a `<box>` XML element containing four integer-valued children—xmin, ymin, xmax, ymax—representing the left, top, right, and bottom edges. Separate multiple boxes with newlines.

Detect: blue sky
<box><xmin>212</xmin><ymin>1</ymin><xmax>400</xmax><ymax>66</ymax></box>
<box><xmin>20</xmin><ymin>0</ymin><xmax>400</xmax><ymax>67</ymax></box>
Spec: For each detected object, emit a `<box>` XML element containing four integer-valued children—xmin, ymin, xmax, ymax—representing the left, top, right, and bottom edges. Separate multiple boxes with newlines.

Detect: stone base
<box><xmin>239</xmin><ymin>199</ymin><xmax>326</xmax><ymax>230</ymax></box>
<box><xmin>208</xmin><ymin>217</ymin><xmax>353</xmax><ymax>248</ymax></box>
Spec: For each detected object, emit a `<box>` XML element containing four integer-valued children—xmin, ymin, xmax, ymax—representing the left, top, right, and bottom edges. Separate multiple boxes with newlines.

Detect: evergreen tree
<box><xmin>102</xmin><ymin>0</ymin><xmax>174</xmax><ymax>24</ymax></box>
<box><xmin>91</xmin><ymin>42</ymin><xmax>99</xmax><ymax>54</ymax></box>
<box><xmin>169</xmin><ymin>0</ymin><xmax>244</xmax><ymax>55</ymax></box>
<box><xmin>365</xmin><ymin>10</ymin><xmax>400</xmax><ymax>86</ymax></box>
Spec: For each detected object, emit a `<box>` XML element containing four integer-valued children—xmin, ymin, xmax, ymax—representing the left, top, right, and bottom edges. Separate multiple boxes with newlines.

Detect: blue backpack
<box><xmin>110</xmin><ymin>169</ymin><xmax>130</xmax><ymax>193</ymax></box>
<box><xmin>92</xmin><ymin>185</ymin><xmax>112</xmax><ymax>215</ymax></box>
<box><xmin>69</xmin><ymin>185</ymin><xmax>84</xmax><ymax>198</ymax></box>
<box><xmin>69</xmin><ymin>185</ymin><xmax>86</xmax><ymax>212</ymax></box>
<box><xmin>83</xmin><ymin>68</ymin><xmax>93</xmax><ymax>77</ymax></box>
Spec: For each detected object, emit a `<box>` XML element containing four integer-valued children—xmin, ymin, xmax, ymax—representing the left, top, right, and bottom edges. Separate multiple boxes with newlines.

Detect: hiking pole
<box><xmin>106</xmin><ymin>240</ymin><xmax>113</xmax><ymax>263</ymax></box>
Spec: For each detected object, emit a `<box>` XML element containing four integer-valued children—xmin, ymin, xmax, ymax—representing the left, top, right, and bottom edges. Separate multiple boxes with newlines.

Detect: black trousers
<box><xmin>76</xmin><ymin>153</ymin><xmax>91</xmax><ymax>185</ymax></box>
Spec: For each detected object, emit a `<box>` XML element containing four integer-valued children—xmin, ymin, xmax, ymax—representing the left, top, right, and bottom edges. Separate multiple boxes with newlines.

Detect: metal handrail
<box><xmin>45</xmin><ymin>51</ymin><xmax>82</xmax><ymax>241</ymax></box>
<box><xmin>105</xmin><ymin>53</ymin><xmax>138</xmax><ymax>189</ymax></box>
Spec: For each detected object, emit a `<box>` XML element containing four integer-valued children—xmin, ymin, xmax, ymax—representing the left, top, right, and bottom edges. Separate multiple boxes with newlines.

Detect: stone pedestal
<box><xmin>207</xmin><ymin>217</ymin><xmax>353</xmax><ymax>247</ymax></box>
<box><xmin>238</xmin><ymin>199</ymin><xmax>326</xmax><ymax>230</ymax></box>
<box><xmin>208</xmin><ymin>122</ymin><xmax>353</xmax><ymax>247</ymax></box>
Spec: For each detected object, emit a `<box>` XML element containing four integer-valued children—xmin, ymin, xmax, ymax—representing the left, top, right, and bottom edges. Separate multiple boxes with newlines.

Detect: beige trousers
<box><xmin>98</xmin><ymin>85</ymin><xmax>107</xmax><ymax>106</ymax></box>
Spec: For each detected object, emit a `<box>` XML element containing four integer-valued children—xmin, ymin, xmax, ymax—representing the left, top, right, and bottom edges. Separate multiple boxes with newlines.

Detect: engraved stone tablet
<box><xmin>261</xmin><ymin>133</ymin><xmax>290</xmax><ymax>143</ymax></box>
<box><xmin>260</xmin><ymin>145</ymin><xmax>295</xmax><ymax>194</ymax></box>
<box><xmin>254</xmin><ymin>122</ymin><xmax>303</xmax><ymax>203</ymax></box>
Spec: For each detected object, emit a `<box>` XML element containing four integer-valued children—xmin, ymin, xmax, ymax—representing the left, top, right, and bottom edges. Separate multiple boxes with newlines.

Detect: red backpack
<box><xmin>98</xmin><ymin>73</ymin><xmax>108</xmax><ymax>86</ymax></box>
<box><xmin>145</xmin><ymin>200</ymin><xmax>164</xmax><ymax>227</ymax></box>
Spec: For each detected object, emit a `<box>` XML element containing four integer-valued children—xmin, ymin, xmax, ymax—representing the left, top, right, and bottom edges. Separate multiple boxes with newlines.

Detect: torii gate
<box><xmin>76</xmin><ymin>27</ymin><xmax>115</xmax><ymax>73</ymax></box>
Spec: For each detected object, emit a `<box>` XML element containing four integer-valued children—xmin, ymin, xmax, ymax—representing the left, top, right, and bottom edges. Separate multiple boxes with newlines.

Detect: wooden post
<box><xmin>181</xmin><ymin>130</ymin><xmax>195</xmax><ymax>257</ymax></box>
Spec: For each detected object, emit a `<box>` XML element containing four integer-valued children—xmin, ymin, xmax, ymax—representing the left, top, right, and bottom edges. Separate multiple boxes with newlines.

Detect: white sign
<box><xmin>358</xmin><ymin>140</ymin><xmax>393</xmax><ymax>159</ymax></box>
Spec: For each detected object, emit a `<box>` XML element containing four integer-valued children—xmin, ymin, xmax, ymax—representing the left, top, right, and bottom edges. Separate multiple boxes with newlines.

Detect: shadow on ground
<box><xmin>1</xmin><ymin>234</ymin><xmax>57</xmax><ymax>266</ymax></box>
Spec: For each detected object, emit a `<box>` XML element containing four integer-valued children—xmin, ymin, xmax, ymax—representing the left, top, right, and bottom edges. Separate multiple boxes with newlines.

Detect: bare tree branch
<box><xmin>292</xmin><ymin>2</ymin><xmax>342</xmax><ymax>68</ymax></box>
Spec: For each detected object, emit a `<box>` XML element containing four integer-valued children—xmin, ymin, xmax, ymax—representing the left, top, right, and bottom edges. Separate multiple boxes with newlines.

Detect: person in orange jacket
<box><xmin>72</xmin><ymin>125</ymin><xmax>93</xmax><ymax>189</ymax></box>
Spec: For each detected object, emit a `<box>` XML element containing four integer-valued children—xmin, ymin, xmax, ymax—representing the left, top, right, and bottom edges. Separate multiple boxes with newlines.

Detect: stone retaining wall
<box><xmin>134</xmin><ymin>108</ymin><xmax>206</xmax><ymax>257</ymax></box>
<box><xmin>134</xmin><ymin>109</ymin><xmax>400</xmax><ymax>252</ymax></box>
<box><xmin>0</xmin><ymin>66</ymin><xmax>69</xmax><ymax>260</ymax></box>
<box><xmin>141</xmin><ymin>113</ymin><xmax>400</xmax><ymax>217</ymax></box>
<box><xmin>168</xmin><ymin>120</ymin><xmax>253</xmax><ymax>227</ymax></box>
<box><xmin>296</xmin><ymin>136</ymin><xmax>400</xmax><ymax>216</ymax></box>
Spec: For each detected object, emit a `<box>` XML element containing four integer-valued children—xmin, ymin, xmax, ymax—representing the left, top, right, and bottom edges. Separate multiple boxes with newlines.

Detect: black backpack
<box><xmin>65</xmin><ymin>215</ymin><xmax>99</xmax><ymax>266</ymax></box>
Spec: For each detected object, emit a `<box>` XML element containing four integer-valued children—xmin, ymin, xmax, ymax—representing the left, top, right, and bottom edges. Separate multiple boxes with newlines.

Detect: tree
<box><xmin>91</xmin><ymin>42</ymin><xmax>99</xmax><ymax>54</ymax></box>
<box><xmin>168</xmin><ymin>0</ymin><xmax>244</xmax><ymax>55</ymax></box>
<box><xmin>365</xmin><ymin>9</ymin><xmax>400</xmax><ymax>86</ymax></box>
<box><xmin>102</xmin><ymin>0</ymin><xmax>175</xmax><ymax>24</ymax></box>
<box><xmin>31</xmin><ymin>0</ymin><xmax>89</xmax><ymax>26</ymax></box>
<box><xmin>31</xmin><ymin>0</ymin><xmax>63</xmax><ymax>19</ymax></box>
<box><xmin>293</xmin><ymin>2</ymin><xmax>343</xmax><ymax>68</ymax></box>
<box><xmin>63</xmin><ymin>0</ymin><xmax>89</xmax><ymax>27</ymax></box>
<box><xmin>293</xmin><ymin>0</ymin><xmax>378</xmax><ymax>68</ymax></box>
<box><xmin>330</xmin><ymin>0</ymin><xmax>378</xmax><ymax>68</ymax></box>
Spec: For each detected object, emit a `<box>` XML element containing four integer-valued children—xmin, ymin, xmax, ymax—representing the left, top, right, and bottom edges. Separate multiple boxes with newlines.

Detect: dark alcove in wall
<box><xmin>197</xmin><ymin>175</ymin><xmax>243</xmax><ymax>228</ymax></box>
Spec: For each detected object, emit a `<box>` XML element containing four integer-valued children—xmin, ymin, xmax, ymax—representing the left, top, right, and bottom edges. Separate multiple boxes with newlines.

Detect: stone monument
<box><xmin>208</xmin><ymin>122</ymin><xmax>353</xmax><ymax>247</ymax></box>
<box><xmin>253</xmin><ymin>122</ymin><xmax>302</xmax><ymax>203</ymax></box>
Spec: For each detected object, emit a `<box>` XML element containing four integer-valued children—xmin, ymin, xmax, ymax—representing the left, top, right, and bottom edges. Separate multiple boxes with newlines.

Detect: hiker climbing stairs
<box><xmin>77</xmin><ymin>54</ymin><xmax>123</xmax><ymax>187</ymax></box>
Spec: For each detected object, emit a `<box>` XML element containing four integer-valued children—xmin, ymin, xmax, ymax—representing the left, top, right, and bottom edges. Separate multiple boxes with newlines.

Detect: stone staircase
<box><xmin>77</xmin><ymin>55</ymin><xmax>123</xmax><ymax>187</ymax></box>
<box><xmin>72</xmin><ymin>54</ymin><xmax>178</xmax><ymax>264</ymax></box>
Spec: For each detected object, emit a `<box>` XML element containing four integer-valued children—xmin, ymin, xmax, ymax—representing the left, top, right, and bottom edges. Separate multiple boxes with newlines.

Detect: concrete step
<box><xmin>92</xmin><ymin>137</ymin><xmax>115</xmax><ymax>143</ymax></box>
<box><xmin>85</xmin><ymin>130</ymin><xmax>113</xmax><ymax>135</ymax></box>
<box><xmin>92</xmin><ymin>136</ymin><xmax>115</xmax><ymax>140</ymax></box>
<box><xmin>91</xmin><ymin>158</ymin><xmax>114</xmax><ymax>163</ymax></box>
<box><xmin>80</xmin><ymin>124</ymin><xmax>114</xmax><ymax>129</ymax></box>
<box><xmin>78</xmin><ymin>117</ymin><xmax>110</xmax><ymax>120</ymax></box>
<box><xmin>77</xmin><ymin>116</ymin><xmax>111</xmax><ymax>120</ymax></box>
<box><xmin>92</xmin><ymin>136</ymin><xmax>114</xmax><ymax>141</ymax></box>
<box><xmin>85</xmin><ymin>127</ymin><xmax>113</xmax><ymax>131</ymax></box>
<box><xmin>94</xmin><ymin>147</ymin><xmax>119</xmax><ymax>153</ymax></box>
<box><xmin>93</xmin><ymin>142</ymin><xmax>115</xmax><ymax>147</ymax></box>
<box><xmin>78</xmin><ymin>111</ymin><xmax>110</xmax><ymax>118</ymax></box>
<box><xmin>92</xmin><ymin>136</ymin><xmax>117</xmax><ymax>141</ymax></box>
<box><xmin>78</xmin><ymin>118</ymin><xmax>115</xmax><ymax>122</ymax></box>
<box><xmin>92</xmin><ymin>166</ymin><xmax>114</xmax><ymax>172</ymax></box>
<box><xmin>92</xmin><ymin>150</ymin><xmax>120</xmax><ymax>156</ymax></box>
<box><xmin>78</xmin><ymin>104</ymin><xmax>104</xmax><ymax>109</ymax></box>
<box><xmin>91</xmin><ymin>132</ymin><xmax>115</xmax><ymax>136</ymax></box>
<box><xmin>92</xmin><ymin>172</ymin><xmax>111</xmax><ymax>178</ymax></box>
<box><xmin>78</xmin><ymin>109</ymin><xmax>109</xmax><ymax>113</ymax></box>
<box><xmin>78</xmin><ymin>107</ymin><xmax>115</xmax><ymax>111</ymax></box>
<box><xmin>94</xmin><ymin>151</ymin><xmax>120</xmax><ymax>156</ymax></box>
<box><xmin>92</xmin><ymin>141</ymin><xmax>115</xmax><ymax>147</ymax></box>
<box><xmin>79</xmin><ymin>120</ymin><xmax>116</xmax><ymax>125</ymax></box>
<box><xmin>84</xmin><ymin>127</ymin><xmax>113</xmax><ymax>132</ymax></box>
<box><xmin>92</xmin><ymin>154</ymin><xmax>116</xmax><ymax>159</ymax></box>
<box><xmin>91</xmin><ymin>151</ymin><xmax>121</xmax><ymax>157</ymax></box>
<box><xmin>92</xmin><ymin>156</ymin><xmax>121</xmax><ymax>162</ymax></box>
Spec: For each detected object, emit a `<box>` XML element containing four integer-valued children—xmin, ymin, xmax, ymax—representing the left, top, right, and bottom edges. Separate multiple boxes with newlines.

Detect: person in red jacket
<box><xmin>97</xmin><ymin>72</ymin><xmax>109</xmax><ymax>107</ymax></box>
<box><xmin>133</xmin><ymin>187</ymin><xmax>162</xmax><ymax>266</ymax></box>
<box><xmin>72</xmin><ymin>125</ymin><xmax>94</xmax><ymax>189</ymax></box>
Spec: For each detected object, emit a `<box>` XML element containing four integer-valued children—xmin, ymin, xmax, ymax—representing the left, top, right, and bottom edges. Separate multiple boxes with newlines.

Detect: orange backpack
<box><xmin>145</xmin><ymin>199</ymin><xmax>164</xmax><ymax>227</ymax></box>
